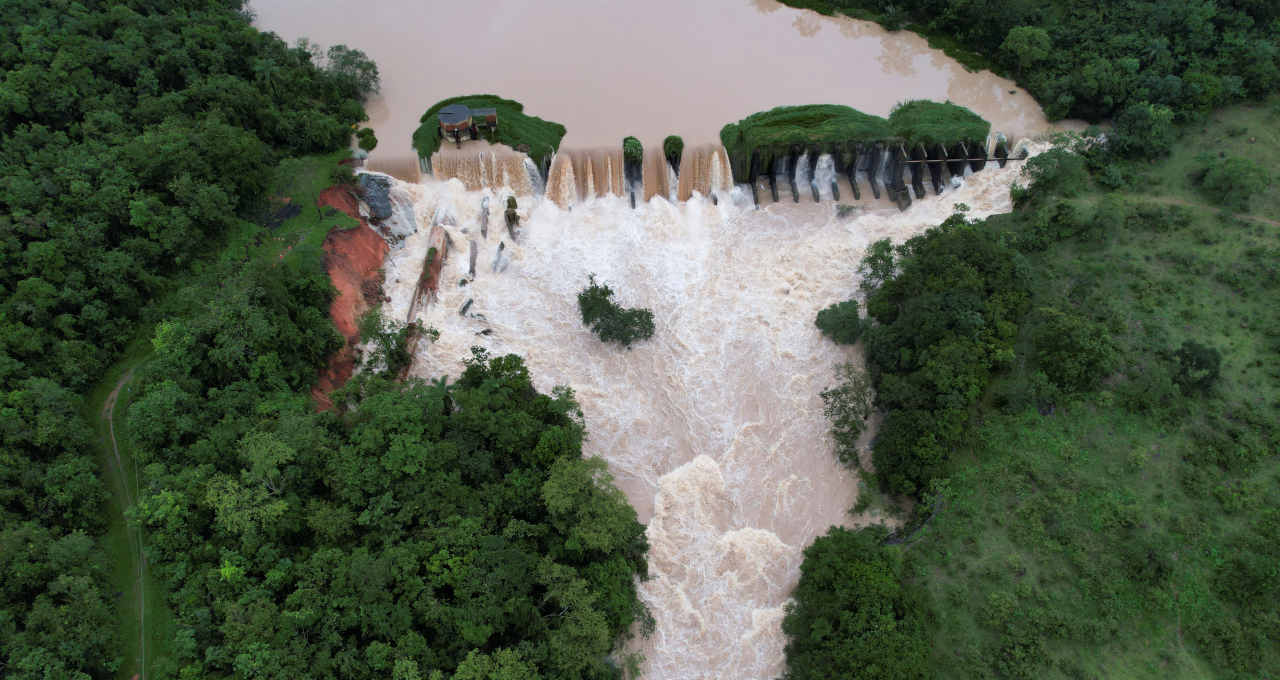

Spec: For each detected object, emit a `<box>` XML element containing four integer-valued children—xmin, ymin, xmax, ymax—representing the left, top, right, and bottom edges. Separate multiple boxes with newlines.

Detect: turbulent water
<box><xmin>364</xmin><ymin>142</ymin><xmax>1045</xmax><ymax>679</ymax></box>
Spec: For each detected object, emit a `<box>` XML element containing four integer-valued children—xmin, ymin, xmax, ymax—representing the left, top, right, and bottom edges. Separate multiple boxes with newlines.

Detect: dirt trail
<box><xmin>102</xmin><ymin>366</ymin><xmax>148</xmax><ymax>679</ymax></box>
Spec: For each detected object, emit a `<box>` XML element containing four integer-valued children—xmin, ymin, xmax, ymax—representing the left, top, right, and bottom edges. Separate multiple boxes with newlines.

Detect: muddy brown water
<box><xmin>251</xmin><ymin>0</ymin><xmax>1060</xmax><ymax>181</ymax></box>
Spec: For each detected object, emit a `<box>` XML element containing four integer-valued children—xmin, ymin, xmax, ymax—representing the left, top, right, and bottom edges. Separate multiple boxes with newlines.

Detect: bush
<box><xmin>356</xmin><ymin>126</ymin><xmax>378</xmax><ymax>152</ymax></box>
<box><xmin>1030</xmin><ymin>306</ymin><xmax>1117</xmax><ymax>393</ymax></box>
<box><xmin>663</xmin><ymin>135</ymin><xmax>684</xmax><ymax>167</ymax></box>
<box><xmin>1112</xmin><ymin>102</ymin><xmax>1176</xmax><ymax>158</ymax></box>
<box><xmin>1173</xmin><ymin>340</ymin><xmax>1221</xmax><ymax>393</ymax></box>
<box><xmin>622</xmin><ymin>136</ymin><xmax>643</xmax><ymax>164</ymax></box>
<box><xmin>331</xmin><ymin>162</ymin><xmax>357</xmax><ymax>186</ymax></box>
<box><xmin>815</xmin><ymin>299</ymin><xmax>865</xmax><ymax>344</ymax></box>
<box><xmin>577</xmin><ymin>275</ymin><xmax>654</xmax><ymax>348</ymax></box>
<box><xmin>781</xmin><ymin>526</ymin><xmax>932</xmax><ymax>680</ymax></box>
<box><xmin>1198</xmin><ymin>156</ymin><xmax>1270</xmax><ymax>211</ymax></box>
<box><xmin>1017</xmin><ymin>148</ymin><xmax>1089</xmax><ymax>201</ymax></box>
<box><xmin>888</xmin><ymin>100</ymin><xmax>991</xmax><ymax>147</ymax></box>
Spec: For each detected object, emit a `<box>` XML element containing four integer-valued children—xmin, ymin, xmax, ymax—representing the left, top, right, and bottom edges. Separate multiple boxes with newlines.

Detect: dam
<box><xmin>358</xmin><ymin>132</ymin><xmax>1045</xmax><ymax>679</ymax></box>
<box><xmin>424</xmin><ymin>132</ymin><xmax>1026</xmax><ymax>211</ymax></box>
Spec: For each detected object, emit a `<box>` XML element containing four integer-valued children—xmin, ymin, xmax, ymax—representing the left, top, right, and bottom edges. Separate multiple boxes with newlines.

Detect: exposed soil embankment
<box><xmin>312</xmin><ymin>185</ymin><xmax>388</xmax><ymax>410</ymax></box>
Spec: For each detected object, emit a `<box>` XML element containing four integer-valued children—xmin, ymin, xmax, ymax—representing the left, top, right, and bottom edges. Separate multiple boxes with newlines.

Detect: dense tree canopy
<box><xmin>129</xmin><ymin>313</ymin><xmax>649</xmax><ymax>677</ymax></box>
<box><xmin>0</xmin><ymin>1</ymin><xmax>376</xmax><ymax>676</ymax></box>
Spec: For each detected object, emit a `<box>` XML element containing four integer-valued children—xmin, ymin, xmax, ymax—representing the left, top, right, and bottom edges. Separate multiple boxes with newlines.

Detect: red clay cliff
<box><xmin>312</xmin><ymin>185</ymin><xmax>388</xmax><ymax>410</ymax></box>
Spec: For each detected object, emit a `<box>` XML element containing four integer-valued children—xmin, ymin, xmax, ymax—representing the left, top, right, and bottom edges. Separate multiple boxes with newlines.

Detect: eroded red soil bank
<box><xmin>312</xmin><ymin>185</ymin><xmax>387</xmax><ymax>410</ymax></box>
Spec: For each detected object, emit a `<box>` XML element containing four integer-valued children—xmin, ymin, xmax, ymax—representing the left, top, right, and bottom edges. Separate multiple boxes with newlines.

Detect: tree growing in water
<box><xmin>577</xmin><ymin>275</ymin><xmax>655</xmax><ymax>348</ymax></box>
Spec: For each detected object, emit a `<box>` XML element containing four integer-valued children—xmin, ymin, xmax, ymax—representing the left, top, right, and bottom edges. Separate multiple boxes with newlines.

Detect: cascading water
<box><xmin>676</xmin><ymin>144</ymin><xmax>733</xmax><ymax>202</ymax></box>
<box><xmin>642</xmin><ymin>146</ymin><xmax>676</xmax><ymax>202</ymax></box>
<box><xmin>429</xmin><ymin>142</ymin><xmax>537</xmax><ymax>195</ymax></box>
<box><xmin>370</xmin><ymin>140</ymin><xmax>1047</xmax><ymax>679</ymax></box>
<box><xmin>550</xmin><ymin>144</ymin><xmax>732</xmax><ymax>208</ymax></box>
<box><xmin>814</xmin><ymin>154</ymin><xmax>837</xmax><ymax>199</ymax></box>
<box><xmin>524</xmin><ymin>157</ymin><xmax>545</xmax><ymax>195</ymax></box>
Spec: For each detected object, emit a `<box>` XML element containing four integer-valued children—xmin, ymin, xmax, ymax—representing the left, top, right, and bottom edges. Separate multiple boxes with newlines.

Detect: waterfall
<box><xmin>546</xmin><ymin>148</ymin><xmax>626</xmax><ymax>208</ymax></box>
<box><xmin>546</xmin><ymin>153</ymin><xmax>578</xmax><ymax>208</ymax></box>
<box><xmin>814</xmin><ymin>154</ymin><xmax>836</xmax><ymax>200</ymax></box>
<box><xmin>677</xmin><ymin>144</ymin><xmax>733</xmax><ymax>201</ymax></box>
<box><xmin>430</xmin><ymin>144</ymin><xmax>536</xmax><ymax>195</ymax></box>
<box><xmin>794</xmin><ymin>152</ymin><xmax>811</xmax><ymax>200</ymax></box>
<box><xmin>551</xmin><ymin>144</ymin><xmax>732</xmax><ymax>207</ymax></box>
<box><xmin>642</xmin><ymin>146</ymin><xmax>673</xmax><ymax>202</ymax></box>
<box><xmin>524</xmin><ymin>157</ymin><xmax>545</xmax><ymax>195</ymax></box>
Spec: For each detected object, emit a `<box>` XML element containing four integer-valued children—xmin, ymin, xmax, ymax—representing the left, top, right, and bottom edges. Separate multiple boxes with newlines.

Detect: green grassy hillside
<box><xmin>784</xmin><ymin>98</ymin><xmax>1279</xmax><ymax>680</ymax></box>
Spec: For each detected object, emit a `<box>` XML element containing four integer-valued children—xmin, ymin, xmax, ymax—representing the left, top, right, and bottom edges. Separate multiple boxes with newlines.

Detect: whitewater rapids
<box><xmin>370</xmin><ymin>144</ymin><xmax>1044</xmax><ymax>679</ymax></box>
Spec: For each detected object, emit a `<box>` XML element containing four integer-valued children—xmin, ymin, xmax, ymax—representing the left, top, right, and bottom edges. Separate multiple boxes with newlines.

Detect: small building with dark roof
<box><xmin>437</xmin><ymin>105</ymin><xmax>498</xmax><ymax>147</ymax></box>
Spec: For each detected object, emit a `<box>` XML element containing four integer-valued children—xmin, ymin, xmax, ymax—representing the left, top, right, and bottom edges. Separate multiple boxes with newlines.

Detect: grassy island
<box><xmin>412</xmin><ymin>94</ymin><xmax>566</xmax><ymax>167</ymax></box>
<box><xmin>887</xmin><ymin>100</ymin><xmax>990</xmax><ymax>148</ymax></box>
<box><xmin>720</xmin><ymin>101</ymin><xmax>989</xmax><ymax>183</ymax></box>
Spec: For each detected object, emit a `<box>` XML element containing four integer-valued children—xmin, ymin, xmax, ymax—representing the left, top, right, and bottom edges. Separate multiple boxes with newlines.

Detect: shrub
<box><xmin>356</xmin><ymin>126</ymin><xmax>378</xmax><ymax>152</ymax></box>
<box><xmin>1112</xmin><ymin>101</ymin><xmax>1176</xmax><ymax>157</ymax></box>
<box><xmin>781</xmin><ymin>526</ymin><xmax>932</xmax><ymax>680</ymax></box>
<box><xmin>577</xmin><ymin>275</ymin><xmax>654</xmax><ymax>348</ymax></box>
<box><xmin>1198</xmin><ymin>156</ymin><xmax>1270</xmax><ymax>211</ymax></box>
<box><xmin>663</xmin><ymin>135</ymin><xmax>684</xmax><ymax>167</ymax></box>
<box><xmin>357</xmin><ymin>309</ymin><xmax>426</xmax><ymax>375</ymax></box>
<box><xmin>1030</xmin><ymin>306</ymin><xmax>1117</xmax><ymax>393</ymax></box>
<box><xmin>330</xmin><ymin>162</ymin><xmax>357</xmax><ymax>186</ymax></box>
<box><xmin>1018</xmin><ymin>147</ymin><xmax>1089</xmax><ymax>200</ymax></box>
<box><xmin>1173</xmin><ymin>340</ymin><xmax>1221</xmax><ymax>393</ymax></box>
<box><xmin>815</xmin><ymin>299</ymin><xmax>864</xmax><ymax>344</ymax></box>
<box><xmin>622</xmin><ymin>136</ymin><xmax>643</xmax><ymax>164</ymax></box>
<box><xmin>888</xmin><ymin>100</ymin><xmax>991</xmax><ymax>147</ymax></box>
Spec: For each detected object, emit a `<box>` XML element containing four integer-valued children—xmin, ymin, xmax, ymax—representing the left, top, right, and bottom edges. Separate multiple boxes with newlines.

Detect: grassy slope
<box><xmin>85</xmin><ymin>151</ymin><xmax>355</xmax><ymax>678</ymax></box>
<box><xmin>898</xmin><ymin>99</ymin><xmax>1279</xmax><ymax>678</ymax></box>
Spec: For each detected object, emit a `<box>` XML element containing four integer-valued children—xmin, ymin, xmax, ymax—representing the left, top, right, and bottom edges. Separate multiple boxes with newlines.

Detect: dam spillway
<box><xmin>421</xmin><ymin>126</ymin><xmax>1026</xmax><ymax>212</ymax></box>
<box><xmin>363</xmin><ymin>136</ymin><xmax>1046</xmax><ymax>679</ymax></box>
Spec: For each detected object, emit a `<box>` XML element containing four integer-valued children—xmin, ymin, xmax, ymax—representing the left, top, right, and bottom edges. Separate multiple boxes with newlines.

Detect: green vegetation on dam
<box><xmin>412</xmin><ymin>94</ymin><xmax>567</xmax><ymax>167</ymax></box>
<box><xmin>721</xmin><ymin>100</ymin><xmax>991</xmax><ymax>183</ymax></box>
